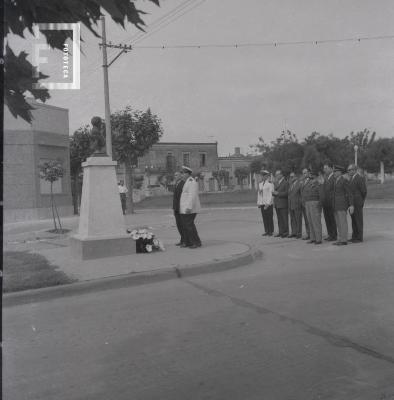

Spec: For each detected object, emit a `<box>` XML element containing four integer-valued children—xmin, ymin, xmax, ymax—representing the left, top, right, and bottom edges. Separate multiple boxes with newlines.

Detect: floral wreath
<box><xmin>127</xmin><ymin>228</ymin><xmax>165</xmax><ymax>253</ymax></box>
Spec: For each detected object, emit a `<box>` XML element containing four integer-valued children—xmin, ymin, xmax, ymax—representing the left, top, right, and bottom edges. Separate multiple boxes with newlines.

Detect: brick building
<box><xmin>218</xmin><ymin>147</ymin><xmax>255</xmax><ymax>189</ymax></box>
<box><xmin>4</xmin><ymin>100</ymin><xmax>73</xmax><ymax>222</ymax></box>
<box><xmin>117</xmin><ymin>142</ymin><xmax>219</xmax><ymax>193</ymax></box>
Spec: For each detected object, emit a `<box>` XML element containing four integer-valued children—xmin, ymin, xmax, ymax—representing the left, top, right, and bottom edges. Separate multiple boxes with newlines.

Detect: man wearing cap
<box><xmin>322</xmin><ymin>163</ymin><xmax>337</xmax><ymax>241</ymax></box>
<box><xmin>179</xmin><ymin>166</ymin><xmax>202</xmax><ymax>248</ymax></box>
<box><xmin>333</xmin><ymin>165</ymin><xmax>354</xmax><ymax>245</ymax></box>
<box><xmin>272</xmin><ymin>169</ymin><xmax>289</xmax><ymax>237</ymax></box>
<box><xmin>257</xmin><ymin>170</ymin><xmax>274</xmax><ymax>236</ymax></box>
<box><xmin>172</xmin><ymin>171</ymin><xmax>186</xmax><ymax>246</ymax></box>
<box><xmin>288</xmin><ymin>171</ymin><xmax>303</xmax><ymax>238</ymax></box>
<box><xmin>347</xmin><ymin>164</ymin><xmax>367</xmax><ymax>243</ymax></box>
<box><xmin>303</xmin><ymin>169</ymin><xmax>323</xmax><ymax>244</ymax></box>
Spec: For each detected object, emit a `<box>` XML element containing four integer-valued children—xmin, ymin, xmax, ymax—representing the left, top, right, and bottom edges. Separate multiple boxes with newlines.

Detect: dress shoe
<box><xmin>274</xmin><ymin>234</ymin><xmax>282</xmax><ymax>237</ymax></box>
<box><xmin>314</xmin><ymin>241</ymin><xmax>322</xmax><ymax>245</ymax></box>
<box><xmin>302</xmin><ymin>236</ymin><xmax>310</xmax><ymax>240</ymax></box>
<box><xmin>281</xmin><ymin>235</ymin><xmax>289</xmax><ymax>238</ymax></box>
<box><xmin>188</xmin><ymin>244</ymin><xmax>199</xmax><ymax>249</ymax></box>
<box><xmin>288</xmin><ymin>234</ymin><xmax>296</xmax><ymax>238</ymax></box>
<box><xmin>307</xmin><ymin>240</ymin><xmax>316</xmax><ymax>244</ymax></box>
<box><xmin>262</xmin><ymin>233</ymin><xmax>269</xmax><ymax>236</ymax></box>
<box><xmin>268</xmin><ymin>233</ymin><xmax>274</xmax><ymax>236</ymax></box>
<box><xmin>180</xmin><ymin>243</ymin><xmax>189</xmax><ymax>248</ymax></box>
<box><xmin>175</xmin><ymin>242</ymin><xmax>183</xmax><ymax>246</ymax></box>
<box><xmin>349</xmin><ymin>239</ymin><xmax>362</xmax><ymax>243</ymax></box>
<box><xmin>333</xmin><ymin>241</ymin><xmax>347</xmax><ymax>246</ymax></box>
<box><xmin>296</xmin><ymin>235</ymin><xmax>302</xmax><ymax>239</ymax></box>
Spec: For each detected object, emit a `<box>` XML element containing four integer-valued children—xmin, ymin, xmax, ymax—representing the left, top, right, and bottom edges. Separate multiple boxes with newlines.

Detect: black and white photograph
<box><xmin>2</xmin><ymin>1</ymin><xmax>394</xmax><ymax>399</ymax></box>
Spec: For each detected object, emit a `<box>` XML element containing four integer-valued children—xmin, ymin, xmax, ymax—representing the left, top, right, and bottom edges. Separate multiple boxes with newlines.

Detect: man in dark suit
<box><xmin>173</xmin><ymin>171</ymin><xmax>186</xmax><ymax>246</ymax></box>
<box><xmin>322</xmin><ymin>163</ymin><xmax>337</xmax><ymax>241</ymax></box>
<box><xmin>347</xmin><ymin>164</ymin><xmax>367</xmax><ymax>242</ymax></box>
<box><xmin>288</xmin><ymin>171</ymin><xmax>302</xmax><ymax>238</ymax></box>
<box><xmin>332</xmin><ymin>165</ymin><xmax>354</xmax><ymax>246</ymax></box>
<box><xmin>300</xmin><ymin>168</ymin><xmax>311</xmax><ymax>240</ymax></box>
<box><xmin>273</xmin><ymin>169</ymin><xmax>289</xmax><ymax>237</ymax></box>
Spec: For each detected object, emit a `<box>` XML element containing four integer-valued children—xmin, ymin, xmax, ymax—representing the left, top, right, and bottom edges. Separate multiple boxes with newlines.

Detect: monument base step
<box><xmin>70</xmin><ymin>235</ymin><xmax>135</xmax><ymax>260</ymax></box>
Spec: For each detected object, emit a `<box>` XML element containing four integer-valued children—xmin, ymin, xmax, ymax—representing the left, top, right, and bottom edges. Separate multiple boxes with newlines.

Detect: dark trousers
<box><xmin>289</xmin><ymin>207</ymin><xmax>302</xmax><ymax>236</ymax></box>
<box><xmin>351</xmin><ymin>205</ymin><xmax>364</xmax><ymax>241</ymax></box>
<box><xmin>302</xmin><ymin>205</ymin><xmax>310</xmax><ymax>237</ymax></box>
<box><xmin>260</xmin><ymin>205</ymin><xmax>274</xmax><ymax>234</ymax></box>
<box><xmin>275</xmin><ymin>207</ymin><xmax>289</xmax><ymax>236</ymax></box>
<box><xmin>180</xmin><ymin>213</ymin><xmax>201</xmax><ymax>246</ymax></box>
<box><xmin>120</xmin><ymin>193</ymin><xmax>127</xmax><ymax>214</ymax></box>
<box><xmin>323</xmin><ymin>205</ymin><xmax>337</xmax><ymax>239</ymax></box>
<box><xmin>174</xmin><ymin>211</ymin><xmax>186</xmax><ymax>244</ymax></box>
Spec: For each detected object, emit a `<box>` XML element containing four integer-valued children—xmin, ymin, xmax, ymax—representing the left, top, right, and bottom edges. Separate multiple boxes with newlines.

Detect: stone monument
<box><xmin>70</xmin><ymin>116</ymin><xmax>135</xmax><ymax>260</ymax></box>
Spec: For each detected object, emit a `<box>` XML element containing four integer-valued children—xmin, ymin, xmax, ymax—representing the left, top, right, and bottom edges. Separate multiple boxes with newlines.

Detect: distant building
<box><xmin>117</xmin><ymin>142</ymin><xmax>219</xmax><ymax>193</ymax></box>
<box><xmin>218</xmin><ymin>147</ymin><xmax>255</xmax><ymax>189</ymax></box>
<box><xmin>4</xmin><ymin>100</ymin><xmax>73</xmax><ymax>222</ymax></box>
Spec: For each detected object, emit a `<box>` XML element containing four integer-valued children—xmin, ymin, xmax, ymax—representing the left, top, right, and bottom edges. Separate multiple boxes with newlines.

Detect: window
<box><xmin>182</xmin><ymin>152</ymin><xmax>190</xmax><ymax>167</ymax></box>
<box><xmin>199</xmin><ymin>153</ymin><xmax>207</xmax><ymax>167</ymax></box>
<box><xmin>166</xmin><ymin>152</ymin><xmax>175</xmax><ymax>172</ymax></box>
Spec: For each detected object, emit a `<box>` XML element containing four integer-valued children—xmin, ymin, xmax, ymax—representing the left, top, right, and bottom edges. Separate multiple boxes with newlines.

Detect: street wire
<box><xmin>129</xmin><ymin>0</ymin><xmax>201</xmax><ymax>44</ymax></box>
<box><xmin>131</xmin><ymin>0</ymin><xmax>208</xmax><ymax>45</ymax></box>
<box><xmin>132</xmin><ymin>34</ymin><xmax>394</xmax><ymax>49</ymax></box>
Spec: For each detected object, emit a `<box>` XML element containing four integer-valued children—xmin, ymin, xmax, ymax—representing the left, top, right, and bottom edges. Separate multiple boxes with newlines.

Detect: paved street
<box><xmin>4</xmin><ymin>207</ymin><xmax>394</xmax><ymax>400</ymax></box>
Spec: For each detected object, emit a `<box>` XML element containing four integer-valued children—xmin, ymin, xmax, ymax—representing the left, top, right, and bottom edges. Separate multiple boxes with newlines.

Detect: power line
<box><xmin>131</xmin><ymin>34</ymin><xmax>394</xmax><ymax>49</ymax></box>
<box><xmin>132</xmin><ymin>0</ymin><xmax>207</xmax><ymax>45</ymax></box>
<box><xmin>129</xmin><ymin>0</ymin><xmax>200</xmax><ymax>44</ymax></box>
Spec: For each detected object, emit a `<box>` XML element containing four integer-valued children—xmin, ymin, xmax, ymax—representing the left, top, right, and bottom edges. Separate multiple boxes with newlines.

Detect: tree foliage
<box><xmin>234</xmin><ymin>166</ymin><xmax>250</xmax><ymax>188</ymax></box>
<box><xmin>111</xmin><ymin>106</ymin><xmax>163</xmax><ymax>212</ymax></box>
<box><xmin>4</xmin><ymin>0</ymin><xmax>160</xmax><ymax>122</ymax></box>
<box><xmin>39</xmin><ymin>160</ymin><xmax>65</xmax><ymax>231</ymax></box>
<box><xmin>252</xmin><ymin>129</ymin><xmax>391</xmax><ymax>174</ymax></box>
<box><xmin>212</xmin><ymin>169</ymin><xmax>230</xmax><ymax>190</ymax></box>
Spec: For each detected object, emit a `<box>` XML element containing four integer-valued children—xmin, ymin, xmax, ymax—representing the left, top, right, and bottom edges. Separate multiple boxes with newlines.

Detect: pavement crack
<box><xmin>184</xmin><ymin>280</ymin><xmax>394</xmax><ymax>366</ymax></box>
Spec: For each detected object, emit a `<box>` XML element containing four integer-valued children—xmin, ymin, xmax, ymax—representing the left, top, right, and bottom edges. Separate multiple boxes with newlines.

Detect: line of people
<box><xmin>257</xmin><ymin>163</ymin><xmax>367</xmax><ymax>245</ymax></box>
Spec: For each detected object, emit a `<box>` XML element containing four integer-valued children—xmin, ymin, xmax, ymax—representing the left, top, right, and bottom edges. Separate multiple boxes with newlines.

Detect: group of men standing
<box><xmin>172</xmin><ymin>166</ymin><xmax>202</xmax><ymax>249</ymax></box>
<box><xmin>257</xmin><ymin>163</ymin><xmax>367</xmax><ymax>245</ymax></box>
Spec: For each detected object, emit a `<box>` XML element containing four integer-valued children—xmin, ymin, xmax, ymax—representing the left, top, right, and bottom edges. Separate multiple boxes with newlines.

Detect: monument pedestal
<box><xmin>70</xmin><ymin>156</ymin><xmax>135</xmax><ymax>260</ymax></box>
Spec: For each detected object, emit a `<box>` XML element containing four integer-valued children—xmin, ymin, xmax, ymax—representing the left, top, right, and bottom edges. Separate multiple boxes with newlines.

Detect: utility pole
<box><xmin>99</xmin><ymin>17</ymin><xmax>132</xmax><ymax>158</ymax></box>
<box><xmin>101</xmin><ymin>16</ymin><xmax>112</xmax><ymax>158</ymax></box>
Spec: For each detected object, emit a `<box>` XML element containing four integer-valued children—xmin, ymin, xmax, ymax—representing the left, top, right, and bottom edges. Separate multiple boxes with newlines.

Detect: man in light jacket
<box><xmin>257</xmin><ymin>170</ymin><xmax>274</xmax><ymax>236</ymax></box>
<box><xmin>180</xmin><ymin>166</ymin><xmax>202</xmax><ymax>248</ymax></box>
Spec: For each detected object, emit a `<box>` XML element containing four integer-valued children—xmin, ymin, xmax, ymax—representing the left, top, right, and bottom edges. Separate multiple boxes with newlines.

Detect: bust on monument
<box><xmin>90</xmin><ymin>116</ymin><xmax>107</xmax><ymax>156</ymax></box>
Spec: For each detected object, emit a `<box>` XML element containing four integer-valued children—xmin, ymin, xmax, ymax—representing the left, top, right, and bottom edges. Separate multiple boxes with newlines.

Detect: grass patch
<box><xmin>365</xmin><ymin>180</ymin><xmax>394</xmax><ymax>200</ymax></box>
<box><xmin>134</xmin><ymin>180</ymin><xmax>394</xmax><ymax>209</ymax></box>
<box><xmin>46</xmin><ymin>228</ymin><xmax>71</xmax><ymax>234</ymax></box>
<box><xmin>3</xmin><ymin>251</ymin><xmax>76</xmax><ymax>293</ymax></box>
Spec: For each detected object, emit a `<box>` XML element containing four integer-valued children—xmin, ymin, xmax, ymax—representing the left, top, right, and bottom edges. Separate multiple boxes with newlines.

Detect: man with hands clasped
<box><xmin>257</xmin><ymin>170</ymin><xmax>275</xmax><ymax>236</ymax></box>
<box><xmin>179</xmin><ymin>166</ymin><xmax>202</xmax><ymax>249</ymax></box>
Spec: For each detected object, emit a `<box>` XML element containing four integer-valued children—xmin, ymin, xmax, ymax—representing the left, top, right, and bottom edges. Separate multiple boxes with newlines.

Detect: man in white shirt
<box><xmin>257</xmin><ymin>170</ymin><xmax>274</xmax><ymax>236</ymax></box>
<box><xmin>118</xmin><ymin>180</ymin><xmax>128</xmax><ymax>215</ymax></box>
<box><xmin>179</xmin><ymin>166</ymin><xmax>202</xmax><ymax>248</ymax></box>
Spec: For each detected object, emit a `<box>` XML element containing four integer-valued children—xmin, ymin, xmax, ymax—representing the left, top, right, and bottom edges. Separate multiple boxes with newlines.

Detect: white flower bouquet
<box><xmin>127</xmin><ymin>228</ymin><xmax>165</xmax><ymax>253</ymax></box>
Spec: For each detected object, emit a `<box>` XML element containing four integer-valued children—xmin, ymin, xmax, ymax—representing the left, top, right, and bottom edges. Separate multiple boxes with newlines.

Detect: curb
<box><xmin>3</xmin><ymin>246</ymin><xmax>263</xmax><ymax>307</ymax></box>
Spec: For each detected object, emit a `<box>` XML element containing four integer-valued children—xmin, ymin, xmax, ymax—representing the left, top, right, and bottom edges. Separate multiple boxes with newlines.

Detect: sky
<box><xmin>7</xmin><ymin>0</ymin><xmax>394</xmax><ymax>156</ymax></box>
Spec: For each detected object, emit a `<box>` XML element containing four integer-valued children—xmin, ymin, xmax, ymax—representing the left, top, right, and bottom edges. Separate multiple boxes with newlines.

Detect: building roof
<box><xmin>153</xmin><ymin>142</ymin><xmax>217</xmax><ymax>146</ymax></box>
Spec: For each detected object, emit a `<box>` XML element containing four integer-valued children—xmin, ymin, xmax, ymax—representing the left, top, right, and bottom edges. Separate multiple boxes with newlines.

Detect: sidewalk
<box><xmin>3</xmin><ymin>209</ymin><xmax>263</xmax><ymax>303</ymax></box>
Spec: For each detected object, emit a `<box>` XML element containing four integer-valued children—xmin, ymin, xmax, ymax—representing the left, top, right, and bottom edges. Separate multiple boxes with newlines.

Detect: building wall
<box><xmin>133</xmin><ymin>142</ymin><xmax>219</xmax><ymax>192</ymax></box>
<box><xmin>137</xmin><ymin>142</ymin><xmax>218</xmax><ymax>173</ymax></box>
<box><xmin>4</xmin><ymin>100</ymin><xmax>73</xmax><ymax>222</ymax></box>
